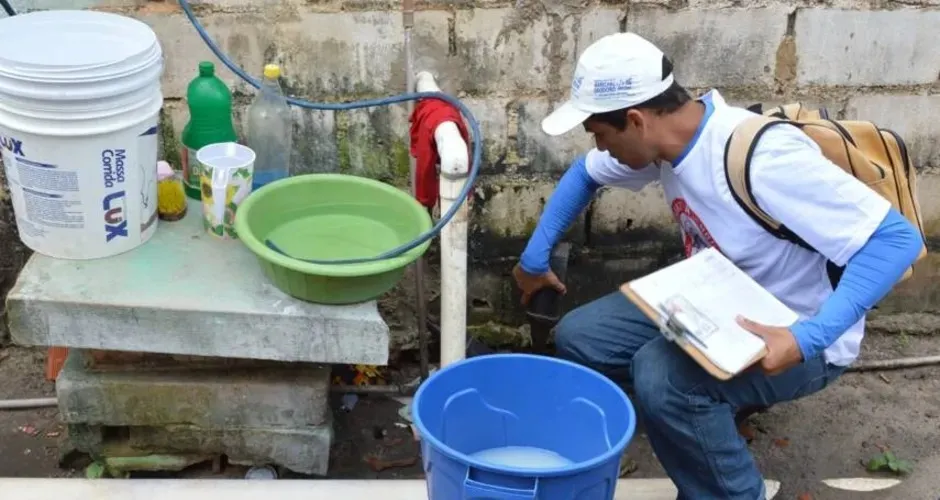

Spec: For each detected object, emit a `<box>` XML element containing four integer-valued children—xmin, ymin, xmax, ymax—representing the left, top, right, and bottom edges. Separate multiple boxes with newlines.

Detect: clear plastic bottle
<box><xmin>246</xmin><ymin>64</ymin><xmax>292</xmax><ymax>190</ymax></box>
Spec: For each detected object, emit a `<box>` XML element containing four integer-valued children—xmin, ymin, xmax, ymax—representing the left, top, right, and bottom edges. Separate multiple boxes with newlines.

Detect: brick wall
<box><xmin>1</xmin><ymin>0</ymin><xmax>939</xmax><ymax>347</ymax></box>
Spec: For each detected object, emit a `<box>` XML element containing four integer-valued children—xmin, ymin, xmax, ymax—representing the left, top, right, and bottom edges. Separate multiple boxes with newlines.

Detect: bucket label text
<box><xmin>101</xmin><ymin>149</ymin><xmax>128</xmax><ymax>242</ymax></box>
<box><xmin>102</xmin><ymin>149</ymin><xmax>126</xmax><ymax>188</ymax></box>
<box><xmin>0</xmin><ymin>134</ymin><xmax>24</xmax><ymax>157</ymax></box>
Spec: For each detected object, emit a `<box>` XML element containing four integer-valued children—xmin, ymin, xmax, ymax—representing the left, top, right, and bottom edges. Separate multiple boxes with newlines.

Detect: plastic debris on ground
<box><xmin>332</xmin><ymin>364</ymin><xmax>387</xmax><ymax>387</ymax></box>
<box><xmin>18</xmin><ymin>425</ymin><xmax>39</xmax><ymax>437</ymax></box>
<box><xmin>822</xmin><ymin>478</ymin><xmax>902</xmax><ymax>491</ymax></box>
<box><xmin>393</xmin><ymin>365</ymin><xmax>440</xmax><ymax>425</ymax></box>
<box><xmin>396</xmin><ymin>400</ymin><xmax>413</xmax><ymax>423</ymax></box>
<box><xmin>341</xmin><ymin>393</ymin><xmax>359</xmax><ymax>412</ymax></box>
<box><xmin>245</xmin><ymin>465</ymin><xmax>278</xmax><ymax>479</ymax></box>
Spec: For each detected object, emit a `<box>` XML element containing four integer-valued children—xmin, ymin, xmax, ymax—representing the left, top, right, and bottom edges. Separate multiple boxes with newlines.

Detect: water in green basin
<box><xmin>264</xmin><ymin>212</ymin><xmax>401</xmax><ymax>261</ymax></box>
<box><xmin>233</xmin><ymin>174</ymin><xmax>433</xmax><ymax>304</ymax></box>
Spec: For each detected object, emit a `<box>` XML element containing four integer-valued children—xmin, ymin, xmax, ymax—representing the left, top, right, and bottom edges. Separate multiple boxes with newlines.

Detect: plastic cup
<box><xmin>196</xmin><ymin>142</ymin><xmax>255</xmax><ymax>239</ymax></box>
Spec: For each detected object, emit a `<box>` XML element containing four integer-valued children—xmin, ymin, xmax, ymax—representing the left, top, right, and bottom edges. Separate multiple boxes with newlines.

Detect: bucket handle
<box><xmin>463</xmin><ymin>474</ymin><xmax>538</xmax><ymax>499</ymax></box>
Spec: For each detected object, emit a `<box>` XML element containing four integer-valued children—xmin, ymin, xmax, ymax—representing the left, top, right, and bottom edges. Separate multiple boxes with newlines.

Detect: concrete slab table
<box><xmin>5</xmin><ymin>205</ymin><xmax>390</xmax><ymax>365</ymax></box>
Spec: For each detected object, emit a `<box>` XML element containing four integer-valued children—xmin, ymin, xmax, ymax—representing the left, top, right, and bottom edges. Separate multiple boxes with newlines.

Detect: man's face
<box><xmin>584</xmin><ymin>111</ymin><xmax>657</xmax><ymax>170</ymax></box>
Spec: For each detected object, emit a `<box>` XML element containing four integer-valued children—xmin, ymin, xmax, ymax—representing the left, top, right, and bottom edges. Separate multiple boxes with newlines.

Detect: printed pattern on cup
<box><xmin>200</xmin><ymin>166</ymin><xmax>252</xmax><ymax>239</ymax></box>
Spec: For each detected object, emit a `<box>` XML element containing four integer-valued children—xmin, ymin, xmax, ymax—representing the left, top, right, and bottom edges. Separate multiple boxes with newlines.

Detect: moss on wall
<box><xmin>468</xmin><ymin>321</ymin><xmax>532</xmax><ymax>349</ymax></box>
<box><xmin>332</xmin><ymin>109</ymin><xmax>411</xmax><ymax>188</ymax></box>
<box><xmin>334</xmin><ymin>111</ymin><xmax>352</xmax><ymax>174</ymax></box>
<box><xmin>158</xmin><ymin>107</ymin><xmax>181</xmax><ymax>170</ymax></box>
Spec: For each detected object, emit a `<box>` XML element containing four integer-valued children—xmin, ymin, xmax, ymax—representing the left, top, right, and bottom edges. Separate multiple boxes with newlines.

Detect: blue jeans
<box><xmin>554</xmin><ymin>291</ymin><xmax>847</xmax><ymax>500</ymax></box>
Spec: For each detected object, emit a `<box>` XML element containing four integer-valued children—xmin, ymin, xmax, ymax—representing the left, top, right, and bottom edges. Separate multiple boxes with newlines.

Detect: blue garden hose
<box><xmin>176</xmin><ymin>0</ymin><xmax>483</xmax><ymax>265</ymax></box>
<box><xmin>1</xmin><ymin>2</ymin><xmax>483</xmax><ymax>266</ymax></box>
<box><xmin>0</xmin><ymin>0</ymin><xmax>14</xmax><ymax>18</ymax></box>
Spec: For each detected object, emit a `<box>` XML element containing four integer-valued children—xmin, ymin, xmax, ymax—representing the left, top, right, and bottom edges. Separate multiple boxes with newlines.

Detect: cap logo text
<box><xmin>571</xmin><ymin>76</ymin><xmax>584</xmax><ymax>95</ymax></box>
<box><xmin>593</xmin><ymin>78</ymin><xmax>633</xmax><ymax>98</ymax></box>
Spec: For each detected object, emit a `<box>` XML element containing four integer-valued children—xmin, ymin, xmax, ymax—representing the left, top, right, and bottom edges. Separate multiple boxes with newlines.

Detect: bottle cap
<box><xmin>263</xmin><ymin>64</ymin><xmax>281</xmax><ymax>80</ymax></box>
<box><xmin>198</xmin><ymin>61</ymin><xmax>215</xmax><ymax>77</ymax></box>
<box><xmin>157</xmin><ymin>160</ymin><xmax>175</xmax><ymax>181</ymax></box>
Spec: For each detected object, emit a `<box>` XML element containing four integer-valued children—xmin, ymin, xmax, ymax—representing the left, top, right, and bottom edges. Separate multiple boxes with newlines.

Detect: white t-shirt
<box><xmin>586</xmin><ymin>90</ymin><xmax>890</xmax><ymax>366</ymax></box>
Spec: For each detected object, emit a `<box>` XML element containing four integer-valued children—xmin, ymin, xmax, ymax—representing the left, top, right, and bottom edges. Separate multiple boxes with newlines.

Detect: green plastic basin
<box><xmin>234</xmin><ymin>173</ymin><xmax>433</xmax><ymax>305</ymax></box>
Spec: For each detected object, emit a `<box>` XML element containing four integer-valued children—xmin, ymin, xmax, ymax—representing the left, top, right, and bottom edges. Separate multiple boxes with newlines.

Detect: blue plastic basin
<box><xmin>412</xmin><ymin>353</ymin><xmax>637</xmax><ymax>499</ymax></box>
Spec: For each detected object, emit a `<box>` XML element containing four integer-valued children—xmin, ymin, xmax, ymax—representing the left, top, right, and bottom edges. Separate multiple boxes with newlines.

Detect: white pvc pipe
<box><xmin>0</xmin><ymin>397</ymin><xmax>57</xmax><ymax>410</ymax></box>
<box><xmin>415</xmin><ymin>71</ymin><xmax>469</xmax><ymax>368</ymax></box>
<box><xmin>0</xmin><ymin>478</ymin><xmax>781</xmax><ymax>500</ymax></box>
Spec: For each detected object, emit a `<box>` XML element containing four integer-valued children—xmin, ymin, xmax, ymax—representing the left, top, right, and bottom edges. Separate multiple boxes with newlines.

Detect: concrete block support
<box><xmin>59</xmin><ymin>351</ymin><xmax>334</xmax><ymax>476</ymax></box>
<box><xmin>56</xmin><ymin>353</ymin><xmax>332</xmax><ymax>429</ymax></box>
<box><xmin>69</xmin><ymin>423</ymin><xmax>333</xmax><ymax>476</ymax></box>
<box><xmin>132</xmin><ymin>424</ymin><xmax>333</xmax><ymax>475</ymax></box>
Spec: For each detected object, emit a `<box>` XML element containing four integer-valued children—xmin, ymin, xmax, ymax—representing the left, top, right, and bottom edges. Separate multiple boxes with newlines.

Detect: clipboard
<box><xmin>620</xmin><ymin>282</ymin><xmax>767</xmax><ymax>380</ymax></box>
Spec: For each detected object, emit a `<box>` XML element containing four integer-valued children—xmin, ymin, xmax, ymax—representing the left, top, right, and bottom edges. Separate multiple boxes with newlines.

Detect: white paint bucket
<box><xmin>0</xmin><ymin>10</ymin><xmax>164</xmax><ymax>260</ymax></box>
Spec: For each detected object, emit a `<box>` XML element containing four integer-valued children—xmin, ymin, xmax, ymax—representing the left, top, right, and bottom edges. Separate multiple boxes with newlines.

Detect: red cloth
<box><xmin>409</xmin><ymin>98</ymin><xmax>471</xmax><ymax>209</ymax></box>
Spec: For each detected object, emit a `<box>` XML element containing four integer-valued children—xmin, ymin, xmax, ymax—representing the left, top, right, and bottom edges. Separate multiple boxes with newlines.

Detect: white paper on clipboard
<box><xmin>628</xmin><ymin>247</ymin><xmax>800</xmax><ymax>376</ymax></box>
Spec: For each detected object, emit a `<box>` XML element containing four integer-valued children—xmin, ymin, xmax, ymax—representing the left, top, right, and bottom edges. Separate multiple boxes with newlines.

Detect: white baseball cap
<box><xmin>541</xmin><ymin>32</ymin><xmax>675</xmax><ymax>136</ymax></box>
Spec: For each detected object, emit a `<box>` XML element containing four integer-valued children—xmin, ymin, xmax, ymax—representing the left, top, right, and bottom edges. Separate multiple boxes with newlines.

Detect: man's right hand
<box><xmin>512</xmin><ymin>263</ymin><xmax>567</xmax><ymax>306</ymax></box>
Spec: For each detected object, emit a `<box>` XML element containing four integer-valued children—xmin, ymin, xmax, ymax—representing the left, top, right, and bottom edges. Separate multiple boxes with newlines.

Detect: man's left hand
<box><xmin>735</xmin><ymin>316</ymin><xmax>803</xmax><ymax>376</ymax></box>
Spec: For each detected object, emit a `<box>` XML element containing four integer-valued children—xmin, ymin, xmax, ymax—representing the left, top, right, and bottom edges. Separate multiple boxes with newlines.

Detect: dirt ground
<box><xmin>1</xmin><ymin>334</ymin><xmax>938</xmax><ymax>499</ymax></box>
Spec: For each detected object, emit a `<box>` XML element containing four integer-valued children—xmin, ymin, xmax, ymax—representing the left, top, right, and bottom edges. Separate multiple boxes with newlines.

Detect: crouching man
<box><xmin>512</xmin><ymin>32</ymin><xmax>923</xmax><ymax>499</ymax></box>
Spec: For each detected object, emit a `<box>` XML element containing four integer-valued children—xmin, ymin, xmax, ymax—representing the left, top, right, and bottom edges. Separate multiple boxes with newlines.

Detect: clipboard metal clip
<box><xmin>658</xmin><ymin>311</ymin><xmax>689</xmax><ymax>343</ymax></box>
<box><xmin>656</xmin><ymin>294</ymin><xmax>715</xmax><ymax>348</ymax></box>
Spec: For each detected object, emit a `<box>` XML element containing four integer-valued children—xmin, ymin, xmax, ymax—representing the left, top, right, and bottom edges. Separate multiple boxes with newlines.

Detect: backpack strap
<box><xmin>724</xmin><ymin>115</ymin><xmax>849</xmax><ymax>288</ymax></box>
<box><xmin>723</xmin><ymin>115</ymin><xmax>815</xmax><ymax>253</ymax></box>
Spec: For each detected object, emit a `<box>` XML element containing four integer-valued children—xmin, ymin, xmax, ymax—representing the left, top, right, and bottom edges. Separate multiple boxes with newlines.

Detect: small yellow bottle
<box><xmin>156</xmin><ymin>160</ymin><xmax>187</xmax><ymax>221</ymax></box>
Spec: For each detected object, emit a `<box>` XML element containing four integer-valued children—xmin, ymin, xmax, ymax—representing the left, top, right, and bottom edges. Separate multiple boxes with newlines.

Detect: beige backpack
<box><xmin>725</xmin><ymin>103</ymin><xmax>927</xmax><ymax>283</ymax></box>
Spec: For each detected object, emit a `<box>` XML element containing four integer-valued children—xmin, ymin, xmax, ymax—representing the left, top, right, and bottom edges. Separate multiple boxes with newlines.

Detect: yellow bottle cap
<box><xmin>263</xmin><ymin>64</ymin><xmax>281</xmax><ymax>79</ymax></box>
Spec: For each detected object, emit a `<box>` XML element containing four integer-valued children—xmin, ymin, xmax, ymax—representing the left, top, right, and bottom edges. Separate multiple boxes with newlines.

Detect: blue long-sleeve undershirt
<box><xmin>791</xmin><ymin>208</ymin><xmax>923</xmax><ymax>361</ymax></box>
<box><xmin>519</xmin><ymin>156</ymin><xmax>601</xmax><ymax>274</ymax></box>
<box><xmin>521</xmin><ymin>157</ymin><xmax>922</xmax><ymax>363</ymax></box>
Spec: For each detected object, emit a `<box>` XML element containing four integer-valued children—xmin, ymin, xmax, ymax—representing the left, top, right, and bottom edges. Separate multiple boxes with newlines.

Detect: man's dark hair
<box><xmin>586</xmin><ymin>56</ymin><xmax>692</xmax><ymax>130</ymax></box>
<box><xmin>588</xmin><ymin>81</ymin><xmax>692</xmax><ymax>130</ymax></box>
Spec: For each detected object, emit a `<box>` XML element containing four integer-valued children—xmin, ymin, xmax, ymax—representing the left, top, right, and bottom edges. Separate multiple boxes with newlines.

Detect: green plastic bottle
<box><xmin>180</xmin><ymin>61</ymin><xmax>238</xmax><ymax>200</ymax></box>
